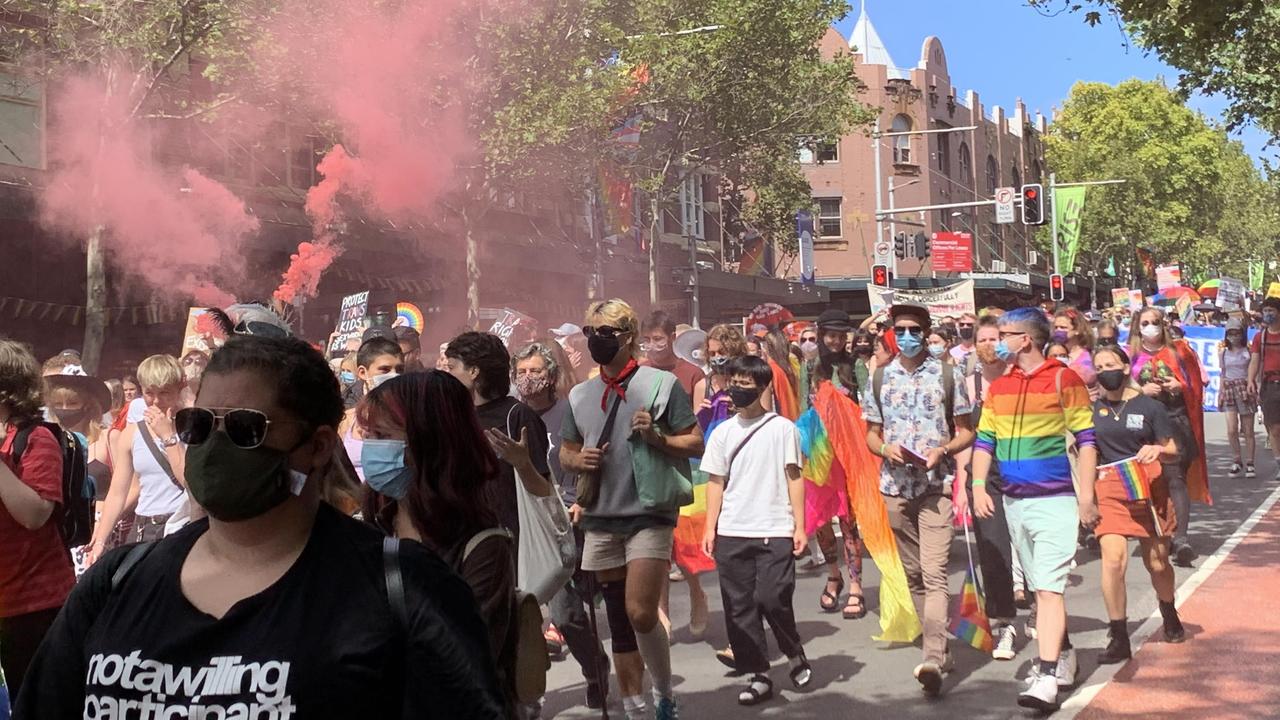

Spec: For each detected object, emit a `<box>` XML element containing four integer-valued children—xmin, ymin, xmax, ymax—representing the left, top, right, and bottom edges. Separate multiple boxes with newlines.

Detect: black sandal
<box><xmin>842</xmin><ymin>592</ymin><xmax>867</xmax><ymax>620</ymax></box>
<box><xmin>715</xmin><ymin>647</ymin><xmax>737</xmax><ymax>669</ymax></box>
<box><xmin>790</xmin><ymin>660</ymin><xmax>813</xmax><ymax>689</ymax></box>
<box><xmin>819</xmin><ymin>576</ymin><xmax>844</xmax><ymax>613</ymax></box>
<box><xmin>738</xmin><ymin>675</ymin><xmax>773</xmax><ymax>706</ymax></box>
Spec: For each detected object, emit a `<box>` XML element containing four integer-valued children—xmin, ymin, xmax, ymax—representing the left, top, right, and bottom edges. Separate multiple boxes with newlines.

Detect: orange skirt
<box><xmin>1094</xmin><ymin>473</ymin><xmax>1177</xmax><ymax>539</ymax></box>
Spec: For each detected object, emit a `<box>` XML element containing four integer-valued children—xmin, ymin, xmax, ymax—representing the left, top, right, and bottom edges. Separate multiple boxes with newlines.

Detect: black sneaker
<box><xmin>1174</xmin><ymin>543</ymin><xmax>1196</xmax><ymax>567</ymax></box>
<box><xmin>1097</xmin><ymin>630</ymin><xmax>1132</xmax><ymax>664</ymax></box>
<box><xmin>1163</xmin><ymin>612</ymin><xmax>1187</xmax><ymax>644</ymax></box>
<box><xmin>1229</xmin><ymin>462</ymin><xmax>1243</xmax><ymax>476</ymax></box>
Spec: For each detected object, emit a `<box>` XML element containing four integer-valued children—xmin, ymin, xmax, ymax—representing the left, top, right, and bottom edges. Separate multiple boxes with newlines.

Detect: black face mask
<box><xmin>1097</xmin><ymin>369</ymin><xmax>1128</xmax><ymax>392</ymax></box>
<box><xmin>52</xmin><ymin>407</ymin><xmax>93</xmax><ymax>429</ymax></box>
<box><xmin>854</xmin><ymin>344</ymin><xmax>872</xmax><ymax>357</ymax></box>
<box><xmin>727</xmin><ymin>386</ymin><xmax>762</xmax><ymax>408</ymax></box>
<box><xmin>1098</xmin><ymin>336</ymin><xmax>1117</xmax><ymax>347</ymax></box>
<box><xmin>588</xmin><ymin>334</ymin><xmax>622</xmax><ymax>365</ymax></box>
<box><xmin>958</xmin><ymin>326</ymin><xmax>974</xmax><ymax>341</ymax></box>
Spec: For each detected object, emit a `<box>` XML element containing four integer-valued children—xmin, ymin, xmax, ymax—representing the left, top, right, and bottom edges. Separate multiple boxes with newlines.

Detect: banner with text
<box><xmin>868</xmin><ymin>280</ymin><xmax>976</xmax><ymax>318</ymax></box>
<box><xmin>1055</xmin><ymin>185</ymin><xmax>1087</xmax><ymax>275</ymax></box>
<box><xmin>1217</xmin><ymin>277</ymin><xmax>1245</xmax><ymax>310</ymax></box>
<box><xmin>931</xmin><ymin>231</ymin><xmax>974</xmax><ymax>273</ymax></box>
<box><xmin>329</xmin><ymin>291</ymin><xmax>370</xmax><ymax>355</ymax></box>
<box><xmin>1118</xmin><ymin>325</ymin><xmax>1241</xmax><ymax>411</ymax></box>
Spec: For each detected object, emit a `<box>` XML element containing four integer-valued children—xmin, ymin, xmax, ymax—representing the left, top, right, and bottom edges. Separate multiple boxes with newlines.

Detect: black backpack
<box><xmin>12</xmin><ymin>421</ymin><xmax>95</xmax><ymax>548</ymax></box>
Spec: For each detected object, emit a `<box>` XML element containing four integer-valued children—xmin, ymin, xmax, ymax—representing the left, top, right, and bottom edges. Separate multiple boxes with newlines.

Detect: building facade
<box><xmin>801</xmin><ymin>7</ymin><xmax>1050</xmax><ymax>285</ymax></box>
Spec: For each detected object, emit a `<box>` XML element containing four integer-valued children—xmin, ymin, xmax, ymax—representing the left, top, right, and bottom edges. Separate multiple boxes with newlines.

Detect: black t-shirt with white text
<box><xmin>1092</xmin><ymin>394</ymin><xmax>1174</xmax><ymax>464</ymax></box>
<box><xmin>15</xmin><ymin>504</ymin><xmax>505</xmax><ymax>720</ymax></box>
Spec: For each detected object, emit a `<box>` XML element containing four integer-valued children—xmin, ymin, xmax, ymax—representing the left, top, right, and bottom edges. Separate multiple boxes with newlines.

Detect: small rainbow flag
<box><xmin>1100</xmin><ymin>457</ymin><xmax>1152</xmax><ymax>502</ymax></box>
<box><xmin>947</xmin><ymin>564</ymin><xmax>993</xmax><ymax>653</ymax></box>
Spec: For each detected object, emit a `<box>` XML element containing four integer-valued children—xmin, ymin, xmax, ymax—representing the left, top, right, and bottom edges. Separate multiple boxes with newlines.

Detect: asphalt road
<box><xmin>543</xmin><ymin>413</ymin><xmax>1277</xmax><ymax>719</ymax></box>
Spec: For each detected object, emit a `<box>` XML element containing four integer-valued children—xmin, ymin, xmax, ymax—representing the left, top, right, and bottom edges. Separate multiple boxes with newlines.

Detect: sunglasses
<box><xmin>175</xmin><ymin>407</ymin><xmax>301</xmax><ymax>449</ymax></box>
<box><xmin>583</xmin><ymin>325</ymin><xmax>627</xmax><ymax>339</ymax></box>
<box><xmin>893</xmin><ymin>326</ymin><xmax>924</xmax><ymax>337</ymax></box>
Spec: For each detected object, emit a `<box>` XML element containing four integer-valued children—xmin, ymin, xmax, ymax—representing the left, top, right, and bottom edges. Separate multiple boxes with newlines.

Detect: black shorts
<box><xmin>1260</xmin><ymin>381</ymin><xmax>1280</xmax><ymax>427</ymax></box>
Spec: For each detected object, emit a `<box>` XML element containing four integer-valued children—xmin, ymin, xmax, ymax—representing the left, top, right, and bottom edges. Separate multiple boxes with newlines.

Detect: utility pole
<box><xmin>1050</xmin><ymin>171</ymin><xmax>1060</xmax><ymax>276</ymax></box>
<box><xmin>888</xmin><ymin>176</ymin><xmax>898</xmax><ymax>277</ymax></box>
<box><xmin>648</xmin><ymin>195</ymin><xmax>660</xmax><ymax>307</ymax></box>
<box><xmin>872</xmin><ymin>116</ymin><xmax>884</xmax><ymax>280</ymax></box>
<box><xmin>687</xmin><ymin>228</ymin><xmax>700</xmax><ymax>328</ymax></box>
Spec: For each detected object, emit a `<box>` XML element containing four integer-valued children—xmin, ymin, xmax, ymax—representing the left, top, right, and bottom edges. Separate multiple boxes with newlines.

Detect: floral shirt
<box><xmin>863</xmin><ymin>357</ymin><xmax>972</xmax><ymax>498</ymax></box>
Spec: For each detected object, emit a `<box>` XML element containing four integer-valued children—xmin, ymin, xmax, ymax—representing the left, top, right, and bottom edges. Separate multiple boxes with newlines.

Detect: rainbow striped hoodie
<box><xmin>974</xmin><ymin>359</ymin><xmax>1095</xmax><ymax>498</ymax></box>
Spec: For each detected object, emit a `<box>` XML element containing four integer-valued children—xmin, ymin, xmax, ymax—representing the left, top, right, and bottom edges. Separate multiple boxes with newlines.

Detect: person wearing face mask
<box><xmin>1088</xmin><ymin>345</ymin><xmax>1184</xmax><ymax>666</ymax></box>
<box><xmin>510</xmin><ymin>342</ymin><xmax>611</xmax><ymax>709</ymax></box>
<box><xmin>926</xmin><ymin>328</ymin><xmax>953</xmax><ymax>364</ymax></box>
<box><xmin>17</xmin><ymin>336</ymin><xmax>507</xmax><ymax>720</ymax></box>
<box><xmin>1127</xmin><ymin>307</ymin><xmax>1207</xmax><ymax>567</ymax></box>
<box><xmin>1053</xmin><ymin>308</ymin><xmax>1099</xmax><ymax>401</ymax></box>
<box><xmin>953</xmin><ymin>315</ymin><xmax>1020</xmax><ymax>661</ymax></box>
<box><xmin>1219</xmin><ymin>318</ymin><xmax>1257</xmax><ymax>477</ymax></box>
<box><xmin>359</xmin><ymin>371</ymin><xmax>522</xmax><ymax>715</ymax></box>
<box><xmin>41</xmin><ymin>364</ymin><xmax>112</xmax><ymax>575</ymax></box>
<box><xmin>798</xmin><ymin>327</ymin><xmax>820</xmax><ymax>363</ymax></box>
<box><xmin>851</xmin><ymin>330</ymin><xmax>874</xmax><ymax>390</ymax></box>
<box><xmin>972</xmin><ymin>307</ymin><xmax>1098</xmax><ymax>711</ymax></box>
<box><xmin>700</xmin><ymin>356</ymin><xmax>812</xmax><ymax>706</ymax></box>
<box><xmin>560</xmin><ymin>299</ymin><xmax>703</xmax><ymax>720</ymax></box>
<box><xmin>950</xmin><ymin>312</ymin><xmax>979</xmax><ymax>366</ymax></box>
<box><xmin>1094</xmin><ymin>319</ymin><xmax>1120</xmax><ymax>347</ymax></box>
<box><xmin>1248</xmin><ymin>297</ymin><xmax>1280</xmax><ymax>480</ymax></box>
<box><xmin>337</xmin><ymin>338</ymin><xmax>405</xmax><ymax>482</ymax></box>
<box><xmin>864</xmin><ymin>303</ymin><xmax>975</xmax><ymax>695</ymax></box>
<box><xmin>639</xmin><ymin>311</ymin><xmax>704</xmax><ymax>398</ymax></box>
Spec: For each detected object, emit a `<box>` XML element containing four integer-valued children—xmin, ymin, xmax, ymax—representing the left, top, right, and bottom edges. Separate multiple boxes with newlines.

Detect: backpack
<box><xmin>12</xmin><ymin>421</ymin><xmax>94</xmax><ymax>548</ymax></box>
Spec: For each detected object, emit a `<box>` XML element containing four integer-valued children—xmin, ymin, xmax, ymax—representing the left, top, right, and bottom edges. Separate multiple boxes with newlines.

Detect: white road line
<box><xmin>1057</xmin><ymin>480</ymin><xmax>1280</xmax><ymax>718</ymax></box>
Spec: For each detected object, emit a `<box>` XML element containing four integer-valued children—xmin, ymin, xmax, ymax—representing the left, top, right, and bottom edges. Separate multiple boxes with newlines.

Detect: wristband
<box><xmin>879</xmin><ymin>442</ymin><xmax>889</xmax><ymax>457</ymax></box>
<box><xmin>971</xmin><ymin>478</ymin><xmax>987</xmax><ymax>488</ymax></box>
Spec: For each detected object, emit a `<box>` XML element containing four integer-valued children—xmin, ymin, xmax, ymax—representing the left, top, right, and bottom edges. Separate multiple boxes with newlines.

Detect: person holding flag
<box><xmin>1089</xmin><ymin>345</ymin><xmax>1185</xmax><ymax>664</ymax></box>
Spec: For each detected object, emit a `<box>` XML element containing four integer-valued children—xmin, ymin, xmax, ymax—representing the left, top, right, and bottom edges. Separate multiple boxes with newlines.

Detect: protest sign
<box><xmin>486</xmin><ymin>308</ymin><xmax>539</xmax><ymax>348</ymax></box>
<box><xmin>867</xmin><ymin>280</ymin><xmax>976</xmax><ymax>318</ymax></box>
<box><xmin>1110</xmin><ymin>288</ymin><xmax>1130</xmax><ymax>308</ymax></box>
<box><xmin>328</xmin><ymin>291</ymin><xmax>370</xmax><ymax>355</ymax></box>
<box><xmin>180</xmin><ymin>308</ymin><xmax>228</xmax><ymax>357</ymax></box>
<box><xmin>1128</xmin><ymin>289</ymin><xmax>1144</xmax><ymax>311</ymax></box>
<box><xmin>1156</xmin><ymin>264</ymin><xmax>1181</xmax><ymax>291</ymax></box>
<box><xmin>1117</xmin><ymin>324</ymin><xmax>1240</xmax><ymax>411</ymax></box>
<box><xmin>1267</xmin><ymin>282</ymin><xmax>1280</xmax><ymax>299</ymax></box>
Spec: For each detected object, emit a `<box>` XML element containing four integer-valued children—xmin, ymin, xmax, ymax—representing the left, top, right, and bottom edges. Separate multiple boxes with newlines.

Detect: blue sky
<box><xmin>835</xmin><ymin>0</ymin><xmax>1273</xmax><ymax>165</ymax></box>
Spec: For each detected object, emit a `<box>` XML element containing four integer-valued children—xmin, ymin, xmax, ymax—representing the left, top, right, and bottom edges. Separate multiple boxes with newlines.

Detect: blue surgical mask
<box><xmin>995</xmin><ymin>340</ymin><xmax>1019</xmax><ymax>363</ymax></box>
<box><xmin>897</xmin><ymin>333</ymin><xmax>924</xmax><ymax>358</ymax></box>
<box><xmin>339</xmin><ymin>370</ymin><xmax>355</xmax><ymax>385</ymax></box>
<box><xmin>928</xmin><ymin>343</ymin><xmax>946</xmax><ymax>359</ymax></box>
<box><xmin>361</xmin><ymin>439</ymin><xmax>411</xmax><ymax>499</ymax></box>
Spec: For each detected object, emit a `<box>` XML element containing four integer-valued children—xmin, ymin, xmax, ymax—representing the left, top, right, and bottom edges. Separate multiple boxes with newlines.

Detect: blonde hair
<box><xmin>584</xmin><ymin>299</ymin><xmax>639</xmax><ymax>358</ymax></box>
<box><xmin>136</xmin><ymin>354</ymin><xmax>184</xmax><ymax>391</ymax></box>
<box><xmin>1128</xmin><ymin>306</ymin><xmax>1170</xmax><ymax>358</ymax></box>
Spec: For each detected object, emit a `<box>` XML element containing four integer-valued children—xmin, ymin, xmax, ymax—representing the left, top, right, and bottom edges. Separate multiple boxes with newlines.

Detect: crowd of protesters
<box><xmin>2</xmin><ymin>290</ymin><xmax>1265</xmax><ymax>718</ymax></box>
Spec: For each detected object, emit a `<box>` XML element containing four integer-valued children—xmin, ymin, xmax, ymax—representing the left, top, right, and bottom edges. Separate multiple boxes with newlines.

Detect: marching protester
<box><xmin>358</xmin><ymin>371</ymin><xmax>521</xmax><ymax>715</ymax></box>
<box><xmin>559</xmin><ymin>299</ymin><xmax>704</xmax><ymax>720</ymax></box>
<box><xmin>120</xmin><ymin>376</ymin><xmax>140</xmax><ymax>406</ymax></box>
<box><xmin>1128</xmin><ymin>306</ymin><xmax>1207</xmax><ymax>566</ymax></box>
<box><xmin>0</xmin><ymin>340</ymin><xmax>75</xmax><ymax>698</ymax></box>
<box><xmin>1095</xmin><ymin>319</ymin><xmax>1120</xmax><ymax>347</ymax></box>
<box><xmin>85</xmin><ymin>355</ymin><xmax>188</xmax><ymax>561</ymax></box>
<box><xmin>954</xmin><ymin>315</ymin><xmax>1020</xmax><ymax>660</ymax></box>
<box><xmin>338</xmin><ymin>337</ymin><xmax>405</xmax><ymax>480</ymax></box>
<box><xmin>972</xmin><ymin>307</ymin><xmax>1098</xmax><ymax>712</ymax></box>
<box><xmin>1089</xmin><ymin>345</ymin><xmax>1185</xmax><ymax>665</ymax></box>
<box><xmin>864</xmin><ymin>303</ymin><xmax>974</xmax><ymax>696</ymax></box>
<box><xmin>701</xmin><ymin>356</ymin><xmax>812</xmax><ymax>706</ymax></box>
<box><xmin>1248</xmin><ymin>296</ymin><xmax>1280</xmax><ymax>480</ymax></box>
<box><xmin>1054</xmin><ymin>308</ymin><xmax>1099</xmax><ymax>400</ymax></box>
<box><xmin>949</xmin><ymin>312</ymin><xmax>978</xmax><ymax>366</ymax></box>
<box><xmin>1219</xmin><ymin>319</ymin><xmax>1256</xmax><ymax>477</ymax></box>
<box><xmin>16</xmin><ymin>335</ymin><xmax>506</xmax><ymax>719</ymax></box>
<box><xmin>640</xmin><ymin>311</ymin><xmax>704</xmax><ymax>398</ymax></box>
<box><xmin>927</xmin><ymin>326</ymin><xmax>955</xmax><ymax>363</ymax></box>
<box><xmin>512</xmin><ymin>341</ymin><xmax>611</xmax><ymax>709</ymax></box>
<box><xmin>445</xmin><ymin>331</ymin><xmax>554</xmax><ymax>541</ymax></box>
<box><xmin>394</xmin><ymin>325</ymin><xmax>424</xmax><ymax>372</ymax></box>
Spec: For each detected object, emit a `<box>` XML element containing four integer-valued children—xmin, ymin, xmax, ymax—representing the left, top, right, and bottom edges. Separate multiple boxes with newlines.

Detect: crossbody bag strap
<box><xmin>382</xmin><ymin>537</ymin><xmax>408</xmax><ymax>632</ymax></box>
<box><xmin>595</xmin><ymin>373</ymin><xmax>635</xmax><ymax>449</ymax></box>
<box><xmin>722</xmin><ymin>414</ymin><xmax>779</xmax><ymax>490</ymax></box>
<box><xmin>136</xmin><ymin>422</ymin><xmax>182</xmax><ymax>490</ymax></box>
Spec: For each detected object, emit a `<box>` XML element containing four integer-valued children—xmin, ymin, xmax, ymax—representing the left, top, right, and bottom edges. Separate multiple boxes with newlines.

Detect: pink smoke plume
<box><xmin>39</xmin><ymin>75</ymin><xmax>258</xmax><ymax>305</ymax></box>
<box><xmin>269</xmin><ymin>0</ymin><xmax>477</xmax><ymax>303</ymax></box>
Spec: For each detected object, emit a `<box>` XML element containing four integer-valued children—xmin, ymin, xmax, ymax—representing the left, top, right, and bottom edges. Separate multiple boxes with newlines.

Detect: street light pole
<box><xmin>872</xmin><ymin>116</ymin><xmax>884</xmax><ymax>278</ymax></box>
<box><xmin>888</xmin><ymin>176</ymin><xmax>897</xmax><ymax>278</ymax></box>
<box><xmin>1050</xmin><ymin>171</ymin><xmax>1060</xmax><ymax>276</ymax></box>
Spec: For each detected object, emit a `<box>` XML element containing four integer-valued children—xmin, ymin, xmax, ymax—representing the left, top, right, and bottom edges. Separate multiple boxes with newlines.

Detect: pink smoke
<box><xmin>268</xmin><ymin>0</ymin><xmax>477</xmax><ymax>303</ymax></box>
<box><xmin>39</xmin><ymin>75</ymin><xmax>258</xmax><ymax>305</ymax></box>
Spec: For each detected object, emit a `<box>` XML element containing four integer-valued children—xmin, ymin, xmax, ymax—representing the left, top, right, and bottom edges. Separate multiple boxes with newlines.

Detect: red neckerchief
<box><xmin>600</xmin><ymin>358</ymin><xmax>640</xmax><ymax>410</ymax></box>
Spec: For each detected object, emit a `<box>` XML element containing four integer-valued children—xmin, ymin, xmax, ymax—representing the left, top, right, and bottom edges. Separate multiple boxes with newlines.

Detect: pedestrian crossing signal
<box><xmin>1050</xmin><ymin>273</ymin><xmax>1064</xmax><ymax>301</ymax></box>
<box><xmin>872</xmin><ymin>264</ymin><xmax>890</xmax><ymax>287</ymax></box>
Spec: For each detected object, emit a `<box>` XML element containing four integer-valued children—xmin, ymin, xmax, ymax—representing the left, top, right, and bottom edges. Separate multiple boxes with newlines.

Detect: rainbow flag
<box><xmin>1100</xmin><ymin>457</ymin><xmax>1151</xmax><ymax>502</ymax></box>
<box><xmin>947</xmin><ymin>520</ymin><xmax>993</xmax><ymax>653</ymax></box>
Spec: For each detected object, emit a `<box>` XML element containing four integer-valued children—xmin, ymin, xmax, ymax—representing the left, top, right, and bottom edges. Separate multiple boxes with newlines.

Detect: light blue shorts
<box><xmin>1004</xmin><ymin>495</ymin><xmax>1077</xmax><ymax>594</ymax></box>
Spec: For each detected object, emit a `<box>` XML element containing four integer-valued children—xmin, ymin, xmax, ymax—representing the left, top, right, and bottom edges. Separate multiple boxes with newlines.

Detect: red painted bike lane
<box><xmin>1074</xmin><ymin>493</ymin><xmax>1280</xmax><ymax>720</ymax></box>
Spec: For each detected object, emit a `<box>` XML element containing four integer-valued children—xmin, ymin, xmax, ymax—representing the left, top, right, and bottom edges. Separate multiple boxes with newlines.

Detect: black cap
<box><xmin>888</xmin><ymin>303</ymin><xmax>932</xmax><ymax>329</ymax></box>
<box><xmin>362</xmin><ymin>326</ymin><xmax>397</xmax><ymax>344</ymax></box>
<box><xmin>815</xmin><ymin>309</ymin><xmax>853</xmax><ymax>333</ymax></box>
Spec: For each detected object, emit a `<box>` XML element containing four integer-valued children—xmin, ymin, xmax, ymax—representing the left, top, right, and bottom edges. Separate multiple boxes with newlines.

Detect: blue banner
<box><xmin>1117</xmin><ymin>325</ymin><xmax>1235</xmax><ymax>411</ymax></box>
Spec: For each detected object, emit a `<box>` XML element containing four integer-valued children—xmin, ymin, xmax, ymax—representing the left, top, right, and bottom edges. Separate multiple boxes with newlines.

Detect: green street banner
<box><xmin>1250</xmin><ymin>260</ymin><xmax>1265</xmax><ymax>290</ymax></box>
<box><xmin>1055</xmin><ymin>186</ymin><xmax>1087</xmax><ymax>275</ymax></box>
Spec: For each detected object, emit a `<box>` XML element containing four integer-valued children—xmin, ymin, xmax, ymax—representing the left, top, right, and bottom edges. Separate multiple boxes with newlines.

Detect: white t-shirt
<box><xmin>700</xmin><ymin>412</ymin><xmax>801</xmax><ymax>538</ymax></box>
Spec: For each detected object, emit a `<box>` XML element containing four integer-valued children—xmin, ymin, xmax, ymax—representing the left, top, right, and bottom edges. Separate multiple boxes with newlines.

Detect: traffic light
<box><xmin>871</xmin><ymin>264</ymin><xmax>890</xmax><ymax>286</ymax></box>
<box><xmin>913</xmin><ymin>232</ymin><xmax>930</xmax><ymax>260</ymax></box>
<box><xmin>894</xmin><ymin>232</ymin><xmax>907</xmax><ymax>259</ymax></box>
<box><xmin>1021</xmin><ymin>183</ymin><xmax>1045</xmax><ymax>225</ymax></box>
<box><xmin>1050</xmin><ymin>273</ymin><xmax>1064</xmax><ymax>301</ymax></box>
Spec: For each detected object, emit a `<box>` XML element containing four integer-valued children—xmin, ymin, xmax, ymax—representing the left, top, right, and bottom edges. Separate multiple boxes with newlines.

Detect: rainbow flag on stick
<box><xmin>947</xmin><ymin>519</ymin><xmax>993</xmax><ymax>653</ymax></box>
<box><xmin>1100</xmin><ymin>457</ymin><xmax>1164</xmax><ymax>537</ymax></box>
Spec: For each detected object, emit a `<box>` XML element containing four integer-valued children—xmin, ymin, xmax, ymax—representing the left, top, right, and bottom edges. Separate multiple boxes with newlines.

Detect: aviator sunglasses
<box><xmin>175</xmin><ymin>407</ymin><xmax>302</xmax><ymax>449</ymax></box>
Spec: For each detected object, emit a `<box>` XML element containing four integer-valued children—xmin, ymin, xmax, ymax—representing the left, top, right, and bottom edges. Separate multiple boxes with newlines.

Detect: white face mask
<box><xmin>369</xmin><ymin>371</ymin><xmax>400</xmax><ymax>390</ymax></box>
<box><xmin>1140</xmin><ymin>324</ymin><xmax>1162</xmax><ymax>341</ymax></box>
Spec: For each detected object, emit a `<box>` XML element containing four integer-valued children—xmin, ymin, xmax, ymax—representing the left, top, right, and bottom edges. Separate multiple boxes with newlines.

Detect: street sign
<box><xmin>995</xmin><ymin>187</ymin><xmax>1015</xmax><ymax>224</ymax></box>
<box><xmin>931</xmin><ymin>232</ymin><xmax>973</xmax><ymax>272</ymax></box>
<box><xmin>874</xmin><ymin>240</ymin><xmax>892</xmax><ymax>266</ymax></box>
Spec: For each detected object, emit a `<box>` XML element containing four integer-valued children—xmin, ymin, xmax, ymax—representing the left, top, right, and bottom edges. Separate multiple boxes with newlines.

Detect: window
<box><xmin>935</xmin><ymin>127</ymin><xmax>951</xmax><ymax>177</ymax></box>
<box><xmin>985</xmin><ymin>155</ymin><xmax>998</xmax><ymax>193</ymax></box>
<box><xmin>797</xmin><ymin>146</ymin><xmax>814</xmax><ymax>163</ymax></box>
<box><xmin>1031</xmin><ymin>159</ymin><xmax>1043</xmax><ymax>184</ymax></box>
<box><xmin>892</xmin><ymin>114</ymin><xmax>913</xmax><ymax>164</ymax></box>
<box><xmin>1011</xmin><ymin>166</ymin><xmax>1022</xmax><ymax>192</ymax></box>
<box><xmin>678</xmin><ymin>172</ymin><xmax>705</xmax><ymax>240</ymax></box>
<box><xmin>958</xmin><ymin>143</ymin><xmax>972</xmax><ymax>186</ymax></box>
<box><xmin>816</xmin><ymin>142</ymin><xmax>839</xmax><ymax>163</ymax></box>
<box><xmin>817</xmin><ymin>198</ymin><xmax>842</xmax><ymax>238</ymax></box>
<box><xmin>290</xmin><ymin>134</ymin><xmax>323</xmax><ymax>189</ymax></box>
<box><xmin>0</xmin><ymin>72</ymin><xmax>43</xmax><ymax>169</ymax></box>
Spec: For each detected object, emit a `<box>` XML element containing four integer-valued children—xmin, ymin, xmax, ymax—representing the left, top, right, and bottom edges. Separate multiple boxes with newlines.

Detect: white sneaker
<box><xmin>1246</xmin><ymin>464</ymin><xmax>1257</xmax><ymax>479</ymax></box>
<box><xmin>1056</xmin><ymin>647</ymin><xmax>1078</xmax><ymax>688</ymax></box>
<box><xmin>1018</xmin><ymin>667</ymin><xmax>1059</xmax><ymax>711</ymax></box>
<box><xmin>992</xmin><ymin>623</ymin><xmax>1017</xmax><ymax>661</ymax></box>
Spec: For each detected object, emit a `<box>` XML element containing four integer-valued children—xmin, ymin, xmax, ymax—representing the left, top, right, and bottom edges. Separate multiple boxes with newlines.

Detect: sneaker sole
<box><xmin>1018</xmin><ymin>694</ymin><xmax>1060</xmax><ymax>712</ymax></box>
<box><xmin>1175</xmin><ymin>545</ymin><xmax>1196</xmax><ymax>565</ymax></box>
<box><xmin>917</xmin><ymin>669</ymin><xmax>943</xmax><ymax>696</ymax></box>
<box><xmin>1097</xmin><ymin>653</ymin><xmax>1132</xmax><ymax>665</ymax></box>
<box><xmin>992</xmin><ymin>649</ymin><xmax>1016</xmax><ymax>661</ymax></box>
